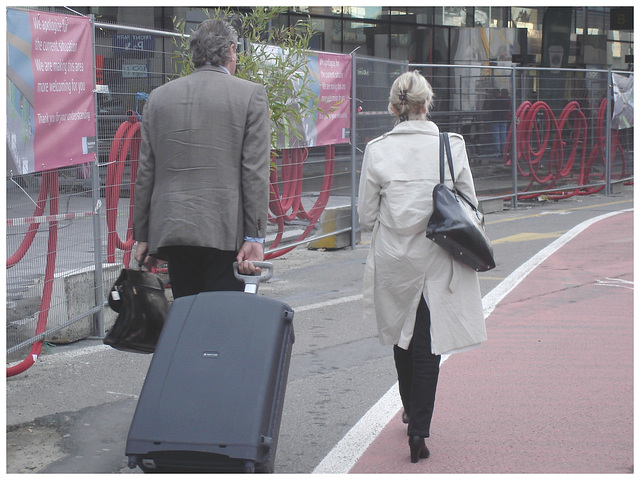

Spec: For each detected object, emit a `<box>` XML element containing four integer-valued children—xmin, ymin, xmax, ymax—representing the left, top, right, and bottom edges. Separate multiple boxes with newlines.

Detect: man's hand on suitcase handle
<box><xmin>236</xmin><ymin>240</ymin><xmax>264</xmax><ymax>275</ymax></box>
<box><xmin>233</xmin><ymin>261</ymin><xmax>274</xmax><ymax>293</ymax></box>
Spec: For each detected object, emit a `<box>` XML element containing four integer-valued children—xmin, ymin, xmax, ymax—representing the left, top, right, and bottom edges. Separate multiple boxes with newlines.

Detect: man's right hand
<box><xmin>236</xmin><ymin>241</ymin><xmax>264</xmax><ymax>275</ymax></box>
<box><xmin>134</xmin><ymin>241</ymin><xmax>156</xmax><ymax>270</ymax></box>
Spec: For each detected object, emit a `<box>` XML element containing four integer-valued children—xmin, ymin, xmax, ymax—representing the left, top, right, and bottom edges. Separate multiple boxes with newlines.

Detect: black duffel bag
<box><xmin>104</xmin><ymin>268</ymin><xmax>168</xmax><ymax>353</ymax></box>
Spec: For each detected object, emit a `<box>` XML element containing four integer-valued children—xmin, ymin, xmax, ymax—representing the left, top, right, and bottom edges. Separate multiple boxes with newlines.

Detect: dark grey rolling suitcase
<box><xmin>125</xmin><ymin>262</ymin><xmax>294</xmax><ymax>473</ymax></box>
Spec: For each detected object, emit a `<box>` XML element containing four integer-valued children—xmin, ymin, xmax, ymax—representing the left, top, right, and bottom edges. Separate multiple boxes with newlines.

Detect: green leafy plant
<box><xmin>171</xmin><ymin>7</ymin><xmax>323</xmax><ymax>153</ymax></box>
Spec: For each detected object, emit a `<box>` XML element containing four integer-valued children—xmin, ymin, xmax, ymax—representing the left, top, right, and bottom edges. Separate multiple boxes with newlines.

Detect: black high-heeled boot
<box><xmin>409</xmin><ymin>435</ymin><xmax>430</xmax><ymax>463</ymax></box>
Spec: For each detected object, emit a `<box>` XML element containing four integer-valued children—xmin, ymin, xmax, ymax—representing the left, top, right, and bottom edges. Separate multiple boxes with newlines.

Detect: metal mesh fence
<box><xmin>354</xmin><ymin>56</ymin><xmax>409</xmax><ymax>149</ymax></box>
<box><xmin>6</xmin><ymin>169</ymin><xmax>115</xmax><ymax>357</ymax></box>
<box><xmin>94</xmin><ymin>25</ymin><xmax>177</xmax><ymax>166</ymax></box>
<box><xmin>368</xmin><ymin>61</ymin><xmax>633</xmax><ymax>201</ymax></box>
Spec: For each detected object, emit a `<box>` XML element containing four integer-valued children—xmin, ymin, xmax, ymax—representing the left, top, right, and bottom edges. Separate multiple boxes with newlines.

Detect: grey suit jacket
<box><xmin>133</xmin><ymin>65</ymin><xmax>270</xmax><ymax>257</ymax></box>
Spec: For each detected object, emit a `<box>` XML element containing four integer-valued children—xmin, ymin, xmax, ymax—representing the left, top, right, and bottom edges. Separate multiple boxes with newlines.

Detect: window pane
<box><xmin>443</xmin><ymin>7</ymin><xmax>466</xmax><ymax>27</ymax></box>
<box><xmin>475</xmin><ymin>8</ymin><xmax>492</xmax><ymax>28</ymax></box>
<box><xmin>291</xmin><ymin>7</ymin><xmax>340</xmax><ymax>17</ymax></box>
<box><xmin>343</xmin><ymin>20</ymin><xmax>379</xmax><ymax>56</ymax></box>
<box><xmin>343</xmin><ymin>6</ymin><xmax>382</xmax><ymax>20</ymax></box>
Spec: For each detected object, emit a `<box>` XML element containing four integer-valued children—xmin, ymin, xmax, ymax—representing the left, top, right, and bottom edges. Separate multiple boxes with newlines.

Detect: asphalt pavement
<box><xmin>5</xmin><ymin>186</ymin><xmax>634</xmax><ymax>474</ymax></box>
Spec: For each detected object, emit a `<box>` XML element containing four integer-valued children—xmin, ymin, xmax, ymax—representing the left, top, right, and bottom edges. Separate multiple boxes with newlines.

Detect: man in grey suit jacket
<box><xmin>133</xmin><ymin>18</ymin><xmax>270</xmax><ymax>298</ymax></box>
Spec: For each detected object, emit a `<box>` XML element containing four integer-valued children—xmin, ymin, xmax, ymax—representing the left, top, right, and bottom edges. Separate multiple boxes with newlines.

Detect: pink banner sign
<box><xmin>275</xmin><ymin>51</ymin><xmax>352</xmax><ymax>149</ymax></box>
<box><xmin>314</xmin><ymin>52</ymin><xmax>352</xmax><ymax>147</ymax></box>
<box><xmin>7</xmin><ymin>9</ymin><xmax>96</xmax><ymax>174</ymax></box>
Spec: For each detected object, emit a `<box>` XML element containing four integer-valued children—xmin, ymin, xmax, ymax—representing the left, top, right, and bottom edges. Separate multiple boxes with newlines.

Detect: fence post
<box><xmin>349</xmin><ymin>51</ymin><xmax>358</xmax><ymax>249</ymax></box>
<box><xmin>90</xmin><ymin>14</ymin><xmax>105</xmax><ymax>337</ymax></box>
<box><xmin>511</xmin><ymin>65</ymin><xmax>518</xmax><ymax>209</ymax></box>
<box><xmin>605</xmin><ymin>68</ymin><xmax>613</xmax><ymax>196</ymax></box>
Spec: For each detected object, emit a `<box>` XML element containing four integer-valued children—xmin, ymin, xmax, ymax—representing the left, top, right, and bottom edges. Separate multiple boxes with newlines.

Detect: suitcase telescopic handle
<box><xmin>233</xmin><ymin>261</ymin><xmax>274</xmax><ymax>294</ymax></box>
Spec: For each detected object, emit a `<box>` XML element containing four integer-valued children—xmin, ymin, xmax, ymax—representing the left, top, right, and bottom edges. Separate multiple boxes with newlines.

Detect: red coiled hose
<box><xmin>504</xmin><ymin>98</ymin><xmax>625</xmax><ymax>200</ymax></box>
<box><xmin>7</xmin><ymin>172</ymin><xmax>59</xmax><ymax>377</ymax></box>
<box><xmin>105</xmin><ymin>111</ymin><xmax>140</xmax><ymax>267</ymax></box>
<box><xmin>266</xmin><ymin>145</ymin><xmax>335</xmax><ymax>259</ymax></box>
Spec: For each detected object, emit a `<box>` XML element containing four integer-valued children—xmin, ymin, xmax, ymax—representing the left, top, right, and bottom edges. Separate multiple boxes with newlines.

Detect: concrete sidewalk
<box><xmin>349</xmin><ymin>210</ymin><xmax>633</xmax><ymax>474</ymax></box>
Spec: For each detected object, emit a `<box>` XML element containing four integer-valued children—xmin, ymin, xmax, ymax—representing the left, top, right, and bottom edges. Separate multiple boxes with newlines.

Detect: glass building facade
<box><xmin>74</xmin><ymin>6</ymin><xmax>633</xmax><ymax>70</ymax></box>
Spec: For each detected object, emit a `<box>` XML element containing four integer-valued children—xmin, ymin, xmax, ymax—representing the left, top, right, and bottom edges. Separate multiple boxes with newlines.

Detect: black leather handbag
<box><xmin>104</xmin><ymin>268</ymin><xmax>169</xmax><ymax>353</ymax></box>
<box><xmin>426</xmin><ymin>132</ymin><xmax>496</xmax><ymax>272</ymax></box>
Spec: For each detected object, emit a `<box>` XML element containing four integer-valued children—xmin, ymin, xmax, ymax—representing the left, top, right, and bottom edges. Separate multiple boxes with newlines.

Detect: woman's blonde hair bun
<box><xmin>388</xmin><ymin>70</ymin><xmax>434</xmax><ymax>122</ymax></box>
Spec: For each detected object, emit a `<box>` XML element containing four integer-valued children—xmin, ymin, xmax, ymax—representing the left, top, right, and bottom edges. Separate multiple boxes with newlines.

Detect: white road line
<box><xmin>292</xmin><ymin>294</ymin><xmax>363</xmax><ymax>313</ymax></box>
<box><xmin>595</xmin><ymin>278</ymin><xmax>634</xmax><ymax>290</ymax></box>
<box><xmin>313</xmin><ymin>383</ymin><xmax>401</xmax><ymax>474</ymax></box>
<box><xmin>313</xmin><ymin>208</ymin><xmax>631</xmax><ymax>474</ymax></box>
<box><xmin>106</xmin><ymin>391</ymin><xmax>140</xmax><ymax>399</ymax></box>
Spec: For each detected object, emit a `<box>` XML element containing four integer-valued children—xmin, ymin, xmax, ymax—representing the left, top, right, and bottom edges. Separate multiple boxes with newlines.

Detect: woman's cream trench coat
<box><xmin>358</xmin><ymin>120</ymin><xmax>487</xmax><ymax>355</ymax></box>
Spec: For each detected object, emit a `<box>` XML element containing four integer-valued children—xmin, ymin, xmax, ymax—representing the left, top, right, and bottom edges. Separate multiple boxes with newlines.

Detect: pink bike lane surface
<box><xmin>350</xmin><ymin>210</ymin><xmax>633</xmax><ymax>474</ymax></box>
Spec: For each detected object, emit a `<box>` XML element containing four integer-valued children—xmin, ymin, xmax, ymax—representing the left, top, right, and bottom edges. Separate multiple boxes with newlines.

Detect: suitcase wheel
<box><xmin>127</xmin><ymin>456</ymin><xmax>138</xmax><ymax>469</ymax></box>
<box><xmin>244</xmin><ymin>460</ymin><xmax>255</xmax><ymax>473</ymax></box>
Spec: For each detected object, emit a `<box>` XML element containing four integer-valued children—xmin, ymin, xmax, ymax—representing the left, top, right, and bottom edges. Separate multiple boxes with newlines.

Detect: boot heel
<box><xmin>409</xmin><ymin>435</ymin><xmax>429</xmax><ymax>463</ymax></box>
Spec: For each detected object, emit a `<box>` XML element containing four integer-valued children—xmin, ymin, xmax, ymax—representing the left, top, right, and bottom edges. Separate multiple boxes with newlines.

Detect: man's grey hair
<box><xmin>189</xmin><ymin>19</ymin><xmax>238</xmax><ymax>68</ymax></box>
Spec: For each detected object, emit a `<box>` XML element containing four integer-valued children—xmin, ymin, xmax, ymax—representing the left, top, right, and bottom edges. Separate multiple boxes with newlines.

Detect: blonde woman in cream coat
<box><xmin>358</xmin><ymin>71</ymin><xmax>487</xmax><ymax>463</ymax></box>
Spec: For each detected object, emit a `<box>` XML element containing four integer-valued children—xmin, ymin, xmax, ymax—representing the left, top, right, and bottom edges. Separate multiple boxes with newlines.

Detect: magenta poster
<box><xmin>275</xmin><ymin>50</ymin><xmax>352</xmax><ymax>149</ymax></box>
<box><xmin>7</xmin><ymin>9</ymin><xmax>96</xmax><ymax>174</ymax></box>
<box><xmin>314</xmin><ymin>52</ymin><xmax>352</xmax><ymax>147</ymax></box>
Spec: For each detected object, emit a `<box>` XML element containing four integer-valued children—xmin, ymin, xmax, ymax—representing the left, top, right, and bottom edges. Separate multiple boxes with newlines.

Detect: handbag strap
<box><xmin>439</xmin><ymin>132</ymin><xmax>456</xmax><ymax>184</ymax></box>
<box><xmin>439</xmin><ymin>132</ymin><xmax>481</xmax><ymax>217</ymax></box>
